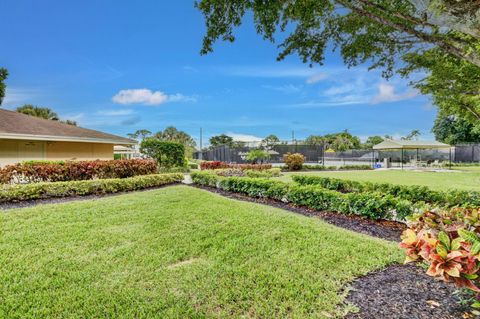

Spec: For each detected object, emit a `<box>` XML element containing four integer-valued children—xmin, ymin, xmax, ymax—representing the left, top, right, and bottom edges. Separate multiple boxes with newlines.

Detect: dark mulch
<box><xmin>345</xmin><ymin>264</ymin><xmax>473</xmax><ymax>319</ymax></box>
<box><xmin>191</xmin><ymin>185</ymin><xmax>405</xmax><ymax>242</ymax></box>
<box><xmin>0</xmin><ymin>183</ymin><xmax>180</xmax><ymax>211</ymax></box>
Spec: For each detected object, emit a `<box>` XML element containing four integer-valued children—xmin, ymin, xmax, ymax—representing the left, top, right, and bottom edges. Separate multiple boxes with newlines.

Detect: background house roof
<box><xmin>372</xmin><ymin>139</ymin><xmax>451</xmax><ymax>150</ymax></box>
<box><xmin>0</xmin><ymin>109</ymin><xmax>136</xmax><ymax>145</ymax></box>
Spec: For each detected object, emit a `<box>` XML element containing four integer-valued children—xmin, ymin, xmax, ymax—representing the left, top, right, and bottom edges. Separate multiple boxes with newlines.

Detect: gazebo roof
<box><xmin>372</xmin><ymin>139</ymin><xmax>450</xmax><ymax>150</ymax></box>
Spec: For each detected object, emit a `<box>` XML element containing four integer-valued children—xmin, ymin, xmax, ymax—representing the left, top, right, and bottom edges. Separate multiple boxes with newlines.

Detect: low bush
<box><xmin>0</xmin><ymin>173</ymin><xmax>183</xmax><ymax>203</ymax></box>
<box><xmin>215</xmin><ymin>168</ymin><xmax>245</xmax><ymax>177</ymax></box>
<box><xmin>188</xmin><ymin>162</ymin><xmax>199</xmax><ymax>169</ymax></box>
<box><xmin>400</xmin><ymin>208</ymin><xmax>480</xmax><ymax>308</ymax></box>
<box><xmin>244</xmin><ymin>168</ymin><xmax>281</xmax><ymax>178</ymax></box>
<box><xmin>280</xmin><ymin>164</ymin><xmax>373</xmax><ymax>171</ymax></box>
<box><xmin>191</xmin><ymin>171</ymin><xmax>416</xmax><ymax>220</ymax></box>
<box><xmin>293</xmin><ymin>175</ymin><xmax>480</xmax><ymax>207</ymax></box>
<box><xmin>200</xmin><ymin>161</ymin><xmax>272</xmax><ymax>170</ymax></box>
<box><xmin>283</xmin><ymin>153</ymin><xmax>305</xmax><ymax>171</ymax></box>
<box><xmin>0</xmin><ymin>159</ymin><xmax>158</xmax><ymax>184</ymax></box>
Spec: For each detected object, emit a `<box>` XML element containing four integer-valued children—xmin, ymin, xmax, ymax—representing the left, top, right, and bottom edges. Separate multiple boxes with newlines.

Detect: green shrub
<box><xmin>245</xmin><ymin>149</ymin><xmax>270</xmax><ymax>164</ymax></box>
<box><xmin>0</xmin><ymin>173</ymin><xmax>183</xmax><ymax>203</ymax></box>
<box><xmin>191</xmin><ymin>171</ymin><xmax>224</xmax><ymax>188</ymax></box>
<box><xmin>191</xmin><ymin>172</ymin><xmax>416</xmax><ymax>220</ymax></box>
<box><xmin>283</xmin><ymin>153</ymin><xmax>305</xmax><ymax>171</ymax></box>
<box><xmin>140</xmin><ymin>138</ymin><xmax>186</xmax><ymax>168</ymax></box>
<box><xmin>292</xmin><ymin>175</ymin><xmax>480</xmax><ymax>207</ymax></box>
<box><xmin>188</xmin><ymin>162</ymin><xmax>199</xmax><ymax>169</ymax></box>
<box><xmin>280</xmin><ymin>164</ymin><xmax>372</xmax><ymax>171</ymax></box>
<box><xmin>244</xmin><ymin>168</ymin><xmax>281</xmax><ymax>178</ymax></box>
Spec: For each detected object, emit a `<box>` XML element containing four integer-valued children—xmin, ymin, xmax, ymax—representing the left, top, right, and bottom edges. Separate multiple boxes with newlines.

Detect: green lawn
<box><xmin>1</xmin><ymin>185</ymin><xmax>401</xmax><ymax>318</ymax></box>
<box><xmin>278</xmin><ymin>168</ymin><xmax>480</xmax><ymax>191</ymax></box>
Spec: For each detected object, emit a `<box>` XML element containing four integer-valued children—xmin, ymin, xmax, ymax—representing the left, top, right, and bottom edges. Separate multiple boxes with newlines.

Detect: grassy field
<box><xmin>278</xmin><ymin>168</ymin><xmax>480</xmax><ymax>191</ymax></box>
<box><xmin>1</xmin><ymin>185</ymin><xmax>401</xmax><ymax>318</ymax></box>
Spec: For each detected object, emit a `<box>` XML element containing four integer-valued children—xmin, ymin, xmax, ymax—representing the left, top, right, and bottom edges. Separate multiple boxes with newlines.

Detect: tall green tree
<box><xmin>432</xmin><ymin>113</ymin><xmax>480</xmax><ymax>145</ymax></box>
<box><xmin>261</xmin><ymin>134</ymin><xmax>280</xmax><ymax>149</ymax></box>
<box><xmin>128</xmin><ymin>129</ymin><xmax>152</xmax><ymax>141</ymax></box>
<box><xmin>363</xmin><ymin>136</ymin><xmax>384</xmax><ymax>149</ymax></box>
<box><xmin>0</xmin><ymin>68</ymin><xmax>9</xmax><ymax>106</ymax></box>
<box><xmin>155</xmin><ymin>126</ymin><xmax>196</xmax><ymax>158</ymax></box>
<box><xmin>16</xmin><ymin>105</ymin><xmax>77</xmax><ymax>125</ymax></box>
<box><xmin>305</xmin><ymin>135</ymin><xmax>325</xmax><ymax>146</ymax></box>
<box><xmin>209</xmin><ymin>134</ymin><xmax>234</xmax><ymax>148</ymax></box>
<box><xmin>402</xmin><ymin>129</ymin><xmax>421</xmax><ymax>140</ymax></box>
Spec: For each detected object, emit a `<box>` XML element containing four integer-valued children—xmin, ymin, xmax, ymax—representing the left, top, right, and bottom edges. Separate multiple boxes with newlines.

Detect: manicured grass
<box><xmin>1</xmin><ymin>185</ymin><xmax>401</xmax><ymax>318</ymax></box>
<box><xmin>278</xmin><ymin>168</ymin><xmax>480</xmax><ymax>191</ymax></box>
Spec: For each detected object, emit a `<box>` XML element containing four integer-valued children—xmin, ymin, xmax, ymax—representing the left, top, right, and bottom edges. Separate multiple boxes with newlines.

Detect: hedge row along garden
<box><xmin>0</xmin><ymin>173</ymin><xmax>183</xmax><ymax>203</ymax></box>
<box><xmin>191</xmin><ymin>171</ymin><xmax>417</xmax><ymax>220</ymax></box>
<box><xmin>0</xmin><ymin>159</ymin><xmax>158</xmax><ymax>184</ymax></box>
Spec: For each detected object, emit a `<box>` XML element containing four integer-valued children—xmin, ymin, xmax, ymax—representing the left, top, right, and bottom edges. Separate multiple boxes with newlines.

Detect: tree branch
<box><xmin>336</xmin><ymin>0</ymin><xmax>480</xmax><ymax>68</ymax></box>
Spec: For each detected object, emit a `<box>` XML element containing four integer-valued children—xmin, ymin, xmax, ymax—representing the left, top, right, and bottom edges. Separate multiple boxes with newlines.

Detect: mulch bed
<box><xmin>191</xmin><ymin>184</ymin><xmax>405</xmax><ymax>242</ymax></box>
<box><xmin>345</xmin><ymin>264</ymin><xmax>472</xmax><ymax>319</ymax></box>
<box><xmin>0</xmin><ymin>183</ymin><xmax>180</xmax><ymax>211</ymax></box>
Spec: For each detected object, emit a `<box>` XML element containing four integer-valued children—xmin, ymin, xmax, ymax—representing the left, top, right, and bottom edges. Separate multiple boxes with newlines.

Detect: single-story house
<box><xmin>0</xmin><ymin>109</ymin><xmax>136</xmax><ymax>166</ymax></box>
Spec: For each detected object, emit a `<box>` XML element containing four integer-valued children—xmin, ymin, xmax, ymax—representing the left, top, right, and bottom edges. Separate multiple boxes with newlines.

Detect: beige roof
<box><xmin>0</xmin><ymin>109</ymin><xmax>136</xmax><ymax>145</ymax></box>
<box><xmin>373</xmin><ymin>139</ymin><xmax>450</xmax><ymax>150</ymax></box>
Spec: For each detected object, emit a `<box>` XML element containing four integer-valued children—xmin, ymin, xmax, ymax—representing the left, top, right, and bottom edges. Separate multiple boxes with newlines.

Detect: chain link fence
<box><xmin>193</xmin><ymin>142</ymin><xmax>478</xmax><ymax>167</ymax></box>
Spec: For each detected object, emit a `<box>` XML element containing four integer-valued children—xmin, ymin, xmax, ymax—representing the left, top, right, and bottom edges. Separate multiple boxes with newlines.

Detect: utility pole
<box><xmin>199</xmin><ymin>127</ymin><xmax>203</xmax><ymax>160</ymax></box>
<box><xmin>291</xmin><ymin>130</ymin><xmax>295</xmax><ymax>144</ymax></box>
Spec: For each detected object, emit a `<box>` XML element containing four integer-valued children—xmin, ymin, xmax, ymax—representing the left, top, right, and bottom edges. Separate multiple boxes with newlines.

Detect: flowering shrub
<box><xmin>200</xmin><ymin>161</ymin><xmax>272</xmax><ymax>170</ymax></box>
<box><xmin>283</xmin><ymin>153</ymin><xmax>305</xmax><ymax>171</ymax></box>
<box><xmin>0</xmin><ymin>159</ymin><xmax>158</xmax><ymax>184</ymax></box>
<box><xmin>215</xmin><ymin>168</ymin><xmax>245</xmax><ymax>177</ymax></box>
<box><xmin>400</xmin><ymin>208</ymin><xmax>480</xmax><ymax>307</ymax></box>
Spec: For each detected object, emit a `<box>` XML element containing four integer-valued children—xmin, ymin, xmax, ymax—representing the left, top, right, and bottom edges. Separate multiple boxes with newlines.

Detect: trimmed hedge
<box><xmin>200</xmin><ymin>161</ymin><xmax>272</xmax><ymax>170</ymax></box>
<box><xmin>292</xmin><ymin>175</ymin><xmax>480</xmax><ymax>207</ymax></box>
<box><xmin>280</xmin><ymin>164</ymin><xmax>373</xmax><ymax>171</ymax></box>
<box><xmin>0</xmin><ymin>159</ymin><xmax>158</xmax><ymax>184</ymax></box>
<box><xmin>0</xmin><ymin>173</ymin><xmax>183</xmax><ymax>203</ymax></box>
<box><xmin>191</xmin><ymin>171</ymin><xmax>416</xmax><ymax>220</ymax></box>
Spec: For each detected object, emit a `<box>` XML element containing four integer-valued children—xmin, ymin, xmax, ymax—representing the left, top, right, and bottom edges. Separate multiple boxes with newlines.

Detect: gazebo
<box><xmin>372</xmin><ymin>139</ymin><xmax>452</xmax><ymax>169</ymax></box>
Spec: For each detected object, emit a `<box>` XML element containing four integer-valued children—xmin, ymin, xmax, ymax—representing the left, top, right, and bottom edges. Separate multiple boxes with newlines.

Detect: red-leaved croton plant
<box><xmin>400</xmin><ymin>208</ymin><xmax>480</xmax><ymax>307</ymax></box>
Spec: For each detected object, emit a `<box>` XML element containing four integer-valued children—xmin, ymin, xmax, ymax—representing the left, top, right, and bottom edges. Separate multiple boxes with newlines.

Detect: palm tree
<box><xmin>16</xmin><ymin>105</ymin><xmax>59</xmax><ymax>120</ymax></box>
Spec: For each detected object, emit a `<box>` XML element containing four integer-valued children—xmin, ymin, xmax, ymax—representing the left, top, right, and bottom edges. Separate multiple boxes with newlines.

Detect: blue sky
<box><xmin>1</xmin><ymin>0</ymin><xmax>436</xmax><ymax>144</ymax></box>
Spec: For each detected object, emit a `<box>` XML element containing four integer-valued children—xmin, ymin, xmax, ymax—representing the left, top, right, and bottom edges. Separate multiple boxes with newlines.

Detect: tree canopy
<box><xmin>305</xmin><ymin>130</ymin><xmax>361</xmax><ymax>151</ymax></box>
<box><xmin>196</xmin><ymin>1</ymin><xmax>480</xmax><ymax>120</ymax></box>
<box><xmin>0</xmin><ymin>68</ymin><xmax>8</xmax><ymax>106</ymax></box>
<box><xmin>261</xmin><ymin>134</ymin><xmax>280</xmax><ymax>148</ymax></box>
<box><xmin>209</xmin><ymin>134</ymin><xmax>235</xmax><ymax>148</ymax></box>
<box><xmin>16</xmin><ymin>105</ymin><xmax>77</xmax><ymax>125</ymax></box>
<box><xmin>16</xmin><ymin>105</ymin><xmax>59</xmax><ymax>120</ymax></box>
<box><xmin>128</xmin><ymin>129</ymin><xmax>152</xmax><ymax>141</ymax></box>
<box><xmin>432</xmin><ymin>113</ymin><xmax>480</xmax><ymax>145</ymax></box>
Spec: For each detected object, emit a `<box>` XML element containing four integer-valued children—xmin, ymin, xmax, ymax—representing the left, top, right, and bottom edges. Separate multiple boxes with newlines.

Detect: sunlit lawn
<box><xmin>1</xmin><ymin>185</ymin><xmax>401</xmax><ymax>318</ymax></box>
<box><xmin>278</xmin><ymin>167</ymin><xmax>480</xmax><ymax>191</ymax></box>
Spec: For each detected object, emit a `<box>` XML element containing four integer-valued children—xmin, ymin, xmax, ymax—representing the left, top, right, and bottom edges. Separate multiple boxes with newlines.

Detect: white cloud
<box><xmin>263</xmin><ymin>84</ymin><xmax>303</xmax><ymax>94</ymax></box>
<box><xmin>370</xmin><ymin>83</ymin><xmax>418</xmax><ymax>104</ymax></box>
<box><xmin>222</xmin><ymin>66</ymin><xmax>322</xmax><ymax>78</ymax></box>
<box><xmin>97</xmin><ymin>109</ymin><xmax>135</xmax><ymax>116</ymax></box>
<box><xmin>112</xmin><ymin>89</ymin><xmax>196</xmax><ymax>105</ymax></box>
<box><xmin>226</xmin><ymin>132</ymin><xmax>263</xmax><ymax>142</ymax></box>
<box><xmin>306</xmin><ymin>73</ymin><xmax>328</xmax><ymax>84</ymax></box>
<box><xmin>167</xmin><ymin>93</ymin><xmax>197</xmax><ymax>103</ymax></box>
<box><xmin>2</xmin><ymin>87</ymin><xmax>39</xmax><ymax>106</ymax></box>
